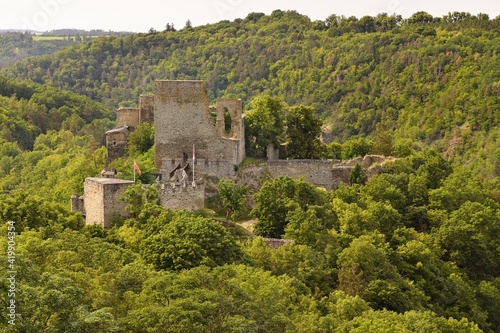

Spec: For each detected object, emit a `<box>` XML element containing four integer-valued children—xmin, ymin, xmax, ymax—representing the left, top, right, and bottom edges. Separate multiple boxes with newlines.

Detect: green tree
<box><xmin>127</xmin><ymin>123</ymin><xmax>154</xmax><ymax>155</ymax></box>
<box><xmin>436</xmin><ymin>201</ymin><xmax>500</xmax><ymax>280</ymax></box>
<box><xmin>244</xmin><ymin>95</ymin><xmax>286</xmax><ymax>156</ymax></box>
<box><xmin>140</xmin><ymin>213</ymin><xmax>243</xmax><ymax>270</ymax></box>
<box><xmin>216</xmin><ymin>179</ymin><xmax>248</xmax><ymax>221</ymax></box>
<box><xmin>349</xmin><ymin>163</ymin><xmax>367</xmax><ymax>185</ymax></box>
<box><xmin>286</xmin><ymin>105</ymin><xmax>324</xmax><ymax>159</ymax></box>
<box><xmin>372</xmin><ymin>122</ymin><xmax>394</xmax><ymax>156</ymax></box>
<box><xmin>121</xmin><ymin>184</ymin><xmax>160</xmax><ymax>218</ymax></box>
<box><xmin>251</xmin><ymin>176</ymin><xmax>325</xmax><ymax>238</ymax></box>
<box><xmin>342</xmin><ymin>138</ymin><xmax>373</xmax><ymax>160</ymax></box>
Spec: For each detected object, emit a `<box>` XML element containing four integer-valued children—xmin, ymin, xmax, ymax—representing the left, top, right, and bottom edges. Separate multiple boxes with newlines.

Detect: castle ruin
<box><xmin>74</xmin><ymin>80</ymin><xmax>245</xmax><ymax>227</ymax></box>
<box><xmin>73</xmin><ymin>80</ymin><xmax>390</xmax><ymax>228</ymax></box>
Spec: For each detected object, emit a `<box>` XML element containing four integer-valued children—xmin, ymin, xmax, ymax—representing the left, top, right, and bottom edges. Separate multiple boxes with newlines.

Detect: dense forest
<box><xmin>0</xmin><ymin>30</ymin><xmax>133</xmax><ymax>68</ymax></box>
<box><xmin>0</xmin><ymin>9</ymin><xmax>500</xmax><ymax>332</ymax></box>
<box><xmin>2</xmin><ymin>10</ymin><xmax>500</xmax><ymax>175</ymax></box>
<box><xmin>0</xmin><ymin>32</ymin><xmax>76</xmax><ymax>68</ymax></box>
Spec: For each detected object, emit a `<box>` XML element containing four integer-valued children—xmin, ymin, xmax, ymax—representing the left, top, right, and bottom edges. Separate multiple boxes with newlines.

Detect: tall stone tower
<box><xmin>154</xmin><ymin>80</ymin><xmax>245</xmax><ymax>179</ymax></box>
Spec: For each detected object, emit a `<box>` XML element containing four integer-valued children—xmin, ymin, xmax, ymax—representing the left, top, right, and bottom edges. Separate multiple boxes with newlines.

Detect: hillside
<box><xmin>0</xmin><ymin>77</ymin><xmax>113</xmax><ymax>200</ymax></box>
<box><xmin>2</xmin><ymin>10</ymin><xmax>500</xmax><ymax>175</ymax></box>
<box><xmin>0</xmin><ymin>30</ymin><xmax>134</xmax><ymax>68</ymax></box>
<box><xmin>1</xmin><ymin>10</ymin><xmax>500</xmax><ymax>333</ymax></box>
<box><xmin>0</xmin><ymin>32</ymin><xmax>75</xmax><ymax>68</ymax></box>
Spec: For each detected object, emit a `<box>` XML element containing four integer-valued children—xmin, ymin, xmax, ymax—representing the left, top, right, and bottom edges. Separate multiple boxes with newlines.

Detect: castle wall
<box><xmin>116</xmin><ymin>107</ymin><xmax>140</xmax><ymax>128</ymax></box>
<box><xmin>162</xmin><ymin>158</ymin><xmax>237</xmax><ymax>181</ymax></box>
<box><xmin>83</xmin><ymin>178</ymin><xmax>134</xmax><ymax>228</ymax></box>
<box><xmin>160</xmin><ymin>183</ymin><xmax>205</xmax><ymax>211</ymax></box>
<box><xmin>216</xmin><ymin>98</ymin><xmax>243</xmax><ymax>137</ymax></box>
<box><xmin>154</xmin><ymin>80</ymin><xmax>244</xmax><ymax>174</ymax></box>
<box><xmin>238</xmin><ymin>155</ymin><xmax>392</xmax><ymax>190</ymax></box>
<box><xmin>71</xmin><ymin>194</ymin><xmax>85</xmax><ymax>215</ymax></box>
<box><xmin>105</xmin><ymin>128</ymin><xmax>129</xmax><ymax>165</ymax></box>
<box><xmin>139</xmin><ymin>94</ymin><xmax>155</xmax><ymax>124</ymax></box>
<box><xmin>239</xmin><ymin>160</ymin><xmax>342</xmax><ymax>190</ymax></box>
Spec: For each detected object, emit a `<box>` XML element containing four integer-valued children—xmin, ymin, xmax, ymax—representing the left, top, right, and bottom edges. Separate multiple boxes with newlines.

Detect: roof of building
<box><xmin>85</xmin><ymin>177</ymin><xmax>135</xmax><ymax>185</ymax></box>
<box><xmin>105</xmin><ymin>126</ymin><xmax>129</xmax><ymax>134</ymax></box>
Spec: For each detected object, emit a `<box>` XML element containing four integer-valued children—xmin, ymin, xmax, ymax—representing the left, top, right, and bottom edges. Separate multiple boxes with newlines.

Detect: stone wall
<box><xmin>83</xmin><ymin>178</ymin><xmax>134</xmax><ymax>228</ymax></box>
<box><xmin>139</xmin><ymin>94</ymin><xmax>154</xmax><ymax>124</ymax></box>
<box><xmin>71</xmin><ymin>194</ymin><xmax>85</xmax><ymax>215</ymax></box>
<box><xmin>105</xmin><ymin>127</ymin><xmax>129</xmax><ymax>166</ymax></box>
<box><xmin>116</xmin><ymin>108</ymin><xmax>140</xmax><ymax>128</ymax></box>
<box><xmin>238</xmin><ymin>155</ymin><xmax>392</xmax><ymax>190</ymax></box>
<box><xmin>216</xmin><ymin>98</ymin><xmax>243</xmax><ymax>138</ymax></box>
<box><xmin>163</xmin><ymin>158</ymin><xmax>237</xmax><ymax>181</ymax></box>
<box><xmin>160</xmin><ymin>183</ymin><xmax>205</xmax><ymax>211</ymax></box>
<box><xmin>239</xmin><ymin>160</ymin><xmax>341</xmax><ymax>190</ymax></box>
<box><xmin>154</xmin><ymin>80</ymin><xmax>245</xmax><ymax>174</ymax></box>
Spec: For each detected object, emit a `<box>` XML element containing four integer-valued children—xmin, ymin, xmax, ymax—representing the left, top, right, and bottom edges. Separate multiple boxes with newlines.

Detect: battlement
<box><xmin>158</xmin><ymin>181</ymin><xmax>205</xmax><ymax>211</ymax></box>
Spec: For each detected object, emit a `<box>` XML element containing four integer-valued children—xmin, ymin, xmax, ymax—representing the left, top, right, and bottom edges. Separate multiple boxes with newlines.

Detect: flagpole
<box><xmin>192</xmin><ymin>144</ymin><xmax>195</xmax><ymax>187</ymax></box>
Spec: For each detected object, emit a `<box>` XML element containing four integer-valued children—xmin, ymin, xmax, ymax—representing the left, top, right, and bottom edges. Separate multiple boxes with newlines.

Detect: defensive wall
<box><xmin>238</xmin><ymin>155</ymin><xmax>392</xmax><ymax>190</ymax></box>
<box><xmin>74</xmin><ymin>78</ymin><xmax>394</xmax><ymax>227</ymax></box>
<box><xmin>159</xmin><ymin>182</ymin><xmax>205</xmax><ymax>211</ymax></box>
<box><xmin>115</xmin><ymin>94</ymin><xmax>155</xmax><ymax>128</ymax></box>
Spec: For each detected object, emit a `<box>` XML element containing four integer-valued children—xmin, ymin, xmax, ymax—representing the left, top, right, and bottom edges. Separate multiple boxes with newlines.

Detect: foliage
<box><xmin>127</xmin><ymin>123</ymin><xmax>154</xmax><ymax>155</ymax></box>
<box><xmin>139</xmin><ymin>211</ymin><xmax>243</xmax><ymax>270</ymax></box>
<box><xmin>349</xmin><ymin>163</ymin><xmax>367</xmax><ymax>185</ymax></box>
<box><xmin>121</xmin><ymin>183</ymin><xmax>160</xmax><ymax>218</ymax></box>
<box><xmin>1</xmin><ymin>10</ymin><xmax>500</xmax><ymax>333</ymax></box>
<box><xmin>244</xmin><ymin>94</ymin><xmax>286</xmax><ymax>156</ymax></box>
<box><xmin>251</xmin><ymin>176</ymin><xmax>327</xmax><ymax>238</ymax></box>
<box><xmin>285</xmin><ymin>105</ymin><xmax>324</xmax><ymax>159</ymax></box>
<box><xmin>1</xmin><ymin>147</ymin><xmax>499</xmax><ymax>331</ymax></box>
<box><xmin>215</xmin><ymin>179</ymin><xmax>249</xmax><ymax>221</ymax></box>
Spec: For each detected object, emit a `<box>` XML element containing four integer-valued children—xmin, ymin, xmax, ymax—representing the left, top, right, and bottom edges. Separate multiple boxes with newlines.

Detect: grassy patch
<box><xmin>33</xmin><ymin>35</ymin><xmax>67</xmax><ymax>41</ymax></box>
<box><xmin>240</xmin><ymin>156</ymin><xmax>260</xmax><ymax>167</ymax></box>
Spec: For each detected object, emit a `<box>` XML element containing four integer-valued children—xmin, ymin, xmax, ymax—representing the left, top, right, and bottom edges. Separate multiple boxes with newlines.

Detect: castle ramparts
<box><xmin>73</xmin><ymin>80</ymin><xmax>392</xmax><ymax>228</ymax></box>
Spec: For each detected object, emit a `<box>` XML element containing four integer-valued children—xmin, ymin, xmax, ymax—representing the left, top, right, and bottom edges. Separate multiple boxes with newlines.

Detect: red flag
<box><xmin>134</xmin><ymin>160</ymin><xmax>142</xmax><ymax>175</ymax></box>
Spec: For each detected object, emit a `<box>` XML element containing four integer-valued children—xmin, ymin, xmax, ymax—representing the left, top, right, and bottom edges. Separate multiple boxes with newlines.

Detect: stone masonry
<box><xmin>154</xmin><ymin>80</ymin><xmax>245</xmax><ymax>178</ymax></box>
<box><xmin>81</xmin><ymin>178</ymin><xmax>134</xmax><ymax>228</ymax></box>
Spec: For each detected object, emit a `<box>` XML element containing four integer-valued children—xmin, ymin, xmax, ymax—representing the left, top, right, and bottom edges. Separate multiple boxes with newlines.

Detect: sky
<box><xmin>0</xmin><ymin>0</ymin><xmax>499</xmax><ymax>32</ymax></box>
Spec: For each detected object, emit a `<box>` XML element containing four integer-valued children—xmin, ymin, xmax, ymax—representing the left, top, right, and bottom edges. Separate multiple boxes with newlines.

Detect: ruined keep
<box><xmin>74</xmin><ymin>80</ymin><xmax>246</xmax><ymax>226</ymax></box>
<box><xmin>154</xmin><ymin>80</ymin><xmax>245</xmax><ymax>179</ymax></box>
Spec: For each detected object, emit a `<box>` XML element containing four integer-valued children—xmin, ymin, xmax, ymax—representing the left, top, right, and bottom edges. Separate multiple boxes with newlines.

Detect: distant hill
<box><xmin>0</xmin><ymin>30</ymin><xmax>134</xmax><ymax>68</ymax></box>
<box><xmin>2</xmin><ymin>10</ymin><xmax>500</xmax><ymax>175</ymax></box>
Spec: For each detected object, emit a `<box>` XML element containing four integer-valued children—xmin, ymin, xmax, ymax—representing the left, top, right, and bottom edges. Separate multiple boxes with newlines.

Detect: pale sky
<box><xmin>1</xmin><ymin>0</ymin><xmax>499</xmax><ymax>32</ymax></box>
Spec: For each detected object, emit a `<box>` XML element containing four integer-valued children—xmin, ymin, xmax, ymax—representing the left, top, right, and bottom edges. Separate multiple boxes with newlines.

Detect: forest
<box><xmin>0</xmin><ymin>9</ymin><xmax>499</xmax><ymax>333</ymax></box>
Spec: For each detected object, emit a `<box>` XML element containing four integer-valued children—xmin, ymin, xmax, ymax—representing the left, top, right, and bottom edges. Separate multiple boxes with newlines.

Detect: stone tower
<box><xmin>154</xmin><ymin>80</ymin><xmax>245</xmax><ymax>179</ymax></box>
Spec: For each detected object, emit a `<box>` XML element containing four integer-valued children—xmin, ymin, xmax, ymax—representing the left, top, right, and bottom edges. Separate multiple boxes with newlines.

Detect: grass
<box><xmin>32</xmin><ymin>35</ymin><xmax>107</xmax><ymax>41</ymax></box>
<box><xmin>32</xmin><ymin>35</ymin><xmax>67</xmax><ymax>41</ymax></box>
<box><xmin>239</xmin><ymin>156</ymin><xmax>260</xmax><ymax>167</ymax></box>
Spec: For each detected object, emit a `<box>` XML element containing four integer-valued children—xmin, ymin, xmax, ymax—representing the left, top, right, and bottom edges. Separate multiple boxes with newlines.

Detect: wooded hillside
<box><xmin>2</xmin><ymin>10</ymin><xmax>500</xmax><ymax>175</ymax></box>
<box><xmin>0</xmin><ymin>10</ymin><xmax>500</xmax><ymax>332</ymax></box>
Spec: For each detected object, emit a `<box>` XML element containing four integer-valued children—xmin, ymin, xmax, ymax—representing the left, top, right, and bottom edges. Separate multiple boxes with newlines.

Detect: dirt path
<box><xmin>239</xmin><ymin>219</ymin><xmax>257</xmax><ymax>233</ymax></box>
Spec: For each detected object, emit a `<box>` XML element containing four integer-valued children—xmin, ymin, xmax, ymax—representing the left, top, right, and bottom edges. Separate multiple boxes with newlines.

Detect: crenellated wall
<box><xmin>159</xmin><ymin>182</ymin><xmax>205</xmax><ymax>211</ymax></box>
